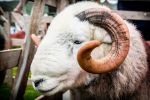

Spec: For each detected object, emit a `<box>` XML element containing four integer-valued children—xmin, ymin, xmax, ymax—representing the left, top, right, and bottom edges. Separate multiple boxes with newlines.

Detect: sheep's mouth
<box><xmin>34</xmin><ymin>79</ymin><xmax>60</xmax><ymax>95</ymax></box>
<box><xmin>38</xmin><ymin>86</ymin><xmax>57</xmax><ymax>93</ymax></box>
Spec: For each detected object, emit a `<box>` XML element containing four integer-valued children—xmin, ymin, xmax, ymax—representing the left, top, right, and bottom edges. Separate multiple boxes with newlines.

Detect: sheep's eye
<box><xmin>74</xmin><ymin>40</ymin><xmax>82</xmax><ymax>44</ymax></box>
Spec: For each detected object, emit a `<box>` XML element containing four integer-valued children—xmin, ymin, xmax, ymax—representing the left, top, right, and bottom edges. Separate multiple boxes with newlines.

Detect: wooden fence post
<box><xmin>2</xmin><ymin>12</ymin><xmax>13</xmax><ymax>87</ymax></box>
<box><xmin>10</xmin><ymin>0</ymin><xmax>45</xmax><ymax>100</ymax></box>
<box><xmin>56</xmin><ymin>0</ymin><xmax>70</xmax><ymax>13</ymax></box>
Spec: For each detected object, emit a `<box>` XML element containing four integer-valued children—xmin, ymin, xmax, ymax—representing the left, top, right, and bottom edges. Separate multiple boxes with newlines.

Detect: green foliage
<box><xmin>0</xmin><ymin>83</ymin><xmax>11</xmax><ymax>100</ymax></box>
<box><xmin>24</xmin><ymin>85</ymin><xmax>41</xmax><ymax>100</ymax></box>
<box><xmin>0</xmin><ymin>83</ymin><xmax>41</xmax><ymax>100</ymax></box>
<box><xmin>24</xmin><ymin>1</ymin><xmax>49</xmax><ymax>15</ymax></box>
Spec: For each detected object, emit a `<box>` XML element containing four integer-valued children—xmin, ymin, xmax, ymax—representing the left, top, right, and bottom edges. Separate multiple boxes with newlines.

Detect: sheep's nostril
<box><xmin>34</xmin><ymin>79</ymin><xmax>44</xmax><ymax>87</ymax></box>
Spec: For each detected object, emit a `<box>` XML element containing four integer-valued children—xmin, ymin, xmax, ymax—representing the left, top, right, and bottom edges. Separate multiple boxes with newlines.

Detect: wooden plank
<box><xmin>11</xmin><ymin>38</ymin><xmax>24</xmax><ymax>46</ymax></box>
<box><xmin>42</xmin><ymin>16</ymin><xmax>54</xmax><ymax>24</ymax></box>
<box><xmin>56</xmin><ymin>0</ymin><xmax>70</xmax><ymax>13</ymax></box>
<box><xmin>115</xmin><ymin>10</ymin><xmax>150</xmax><ymax>21</ymax></box>
<box><xmin>3</xmin><ymin>12</ymin><xmax>14</xmax><ymax>87</ymax></box>
<box><xmin>11</xmin><ymin>12</ymin><xmax>53</xmax><ymax>29</ymax></box>
<box><xmin>0</xmin><ymin>48</ymin><xmax>22</xmax><ymax>71</ymax></box>
<box><xmin>11</xmin><ymin>12</ymin><xmax>25</xmax><ymax>30</ymax></box>
<box><xmin>24</xmin><ymin>15</ymin><xmax>53</xmax><ymax>24</ymax></box>
<box><xmin>45</xmin><ymin>0</ymin><xmax>56</xmax><ymax>7</ymax></box>
<box><xmin>28</xmin><ymin>0</ymin><xmax>57</xmax><ymax>7</ymax></box>
<box><xmin>3</xmin><ymin>12</ymin><xmax>12</xmax><ymax>49</ymax></box>
<box><xmin>10</xmin><ymin>0</ymin><xmax>46</xmax><ymax>100</ymax></box>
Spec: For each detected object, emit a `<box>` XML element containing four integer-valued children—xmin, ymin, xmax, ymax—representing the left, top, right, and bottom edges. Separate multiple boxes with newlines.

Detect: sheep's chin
<box><xmin>35</xmin><ymin>82</ymin><xmax>65</xmax><ymax>96</ymax></box>
<box><xmin>32</xmin><ymin>73</ymin><xmax>79</xmax><ymax>96</ymax></box>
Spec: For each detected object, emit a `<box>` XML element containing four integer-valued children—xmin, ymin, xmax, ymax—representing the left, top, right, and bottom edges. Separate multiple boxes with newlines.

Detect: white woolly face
<box><xmin>30</xmin><ymin>2</ymin><xmax>112</xmax><ymax>96</ymax></box>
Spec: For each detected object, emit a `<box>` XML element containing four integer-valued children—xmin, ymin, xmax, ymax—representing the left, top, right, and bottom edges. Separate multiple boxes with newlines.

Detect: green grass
<box><xmin>5</xmin><ymin>68</ymin><xmax>39</xmax><ymax>99</ymax></box>
<box><xmin>24</xmin><ymin>85</ymin><xmax>41</xmax><ymax>100</ymax></box>
<box><xmin>1</xmin><ymin>40</ymin><xmax>39</xmax><ymax>99</ymax></box>
<box><xmin>4</xmin><ymin>66</ymin><xmax>38</xmax><ymax>100</ymax></box>
<box><xmin>0</xmin><ymin>83</ymin><xmax>41</xmax><ymax>100</ymax></box>
<box><xmin>0</xmin><ymin>83</ymin><xmax>11</xmax><ymax>100</ymax></box>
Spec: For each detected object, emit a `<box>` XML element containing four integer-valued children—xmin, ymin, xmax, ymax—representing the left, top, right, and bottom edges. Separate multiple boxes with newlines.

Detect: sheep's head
<box><xmin>31</xmin><ymin>2</ymin><xmax>129</xmax><ymax>96</ymax></box>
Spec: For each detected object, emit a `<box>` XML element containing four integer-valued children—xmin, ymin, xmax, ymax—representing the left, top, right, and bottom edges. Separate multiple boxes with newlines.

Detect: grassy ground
<box><xmin>0</xmin><ymin>84</ymin><xmax>11</xmax><ymax>100</ymax></box>
<box><xmin>24</xmin><ymin>85</ymin><xmax>41</xmax><ymax>100</ymax></box>
<box><xmin>0</xmin><ymin>67</ymin><xmax>40</xmax><ymax>100</ymax></box>
<box><xmin>0</xmin><ymin>83</ymin><xmax>41</xmax><ymax>100</ymax></box>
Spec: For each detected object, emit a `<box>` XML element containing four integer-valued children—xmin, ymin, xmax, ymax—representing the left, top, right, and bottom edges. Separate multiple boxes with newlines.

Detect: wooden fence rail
<box><xmin>10</xmin><ymin>0</ymin><xmax>46</xmax><ymax>100</ymax></box>
<box><xmin>0</xmin><ymin>48</ymin><xmax>22</xmax><ymax>71</ymax></box>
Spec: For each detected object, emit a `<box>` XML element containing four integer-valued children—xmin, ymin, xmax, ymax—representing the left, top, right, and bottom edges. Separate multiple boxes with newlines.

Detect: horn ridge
<box><xmin>76</xmin><ymin>7</ymin><xmax>130</xmax><ymax>73</ymax></box>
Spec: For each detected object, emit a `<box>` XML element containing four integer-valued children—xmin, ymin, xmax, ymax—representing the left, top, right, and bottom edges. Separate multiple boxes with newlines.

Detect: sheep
<box><xmin>30</xmin><ymin>1</ymin><xmax>150</xmax><ymax>100</ymax></box>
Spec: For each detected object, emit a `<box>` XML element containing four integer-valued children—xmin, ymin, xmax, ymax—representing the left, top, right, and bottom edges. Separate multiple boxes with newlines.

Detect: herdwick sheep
<box><xmin>31</xmin><ymin>1</ymin><xmax>150</xmax><ymax>100</ymax></box>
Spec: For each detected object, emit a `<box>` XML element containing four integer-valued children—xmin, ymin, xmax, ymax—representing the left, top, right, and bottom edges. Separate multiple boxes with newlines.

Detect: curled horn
<box><xmin>76</xmin><ymin>8</ymin><xmax>130</xmax><ymax>74</ymax></box>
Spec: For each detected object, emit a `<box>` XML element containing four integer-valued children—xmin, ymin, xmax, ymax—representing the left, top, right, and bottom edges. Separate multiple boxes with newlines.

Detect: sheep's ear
<box><xmin>31</xmin><ymin>34</ymin><xmax>41</xmax><ymax>46</ymax></box>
